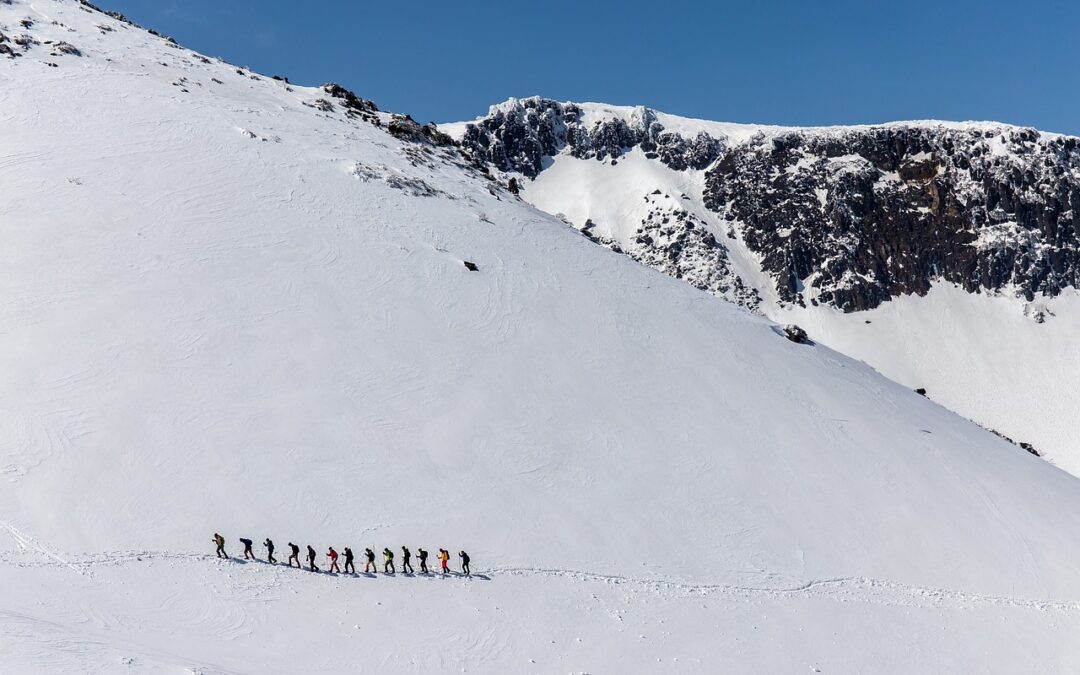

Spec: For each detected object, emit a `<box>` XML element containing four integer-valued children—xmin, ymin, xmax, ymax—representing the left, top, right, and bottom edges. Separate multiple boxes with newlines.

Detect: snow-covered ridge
<box><xmin>452</xmin><ymin>96</ymin><xmax>1080</xmax><ymax>310</ymax></box>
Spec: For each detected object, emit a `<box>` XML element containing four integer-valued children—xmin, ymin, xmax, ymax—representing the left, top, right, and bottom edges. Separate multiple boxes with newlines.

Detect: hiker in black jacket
<box><xmin>264</xmin><ymin>538</ymin><xmax>276</xmax><ymax>564</ymax></box>
<box><xmin>418</xmin><ymin>548</ymin><xmax>429</xmax><ymax>574</ymax></box>
<box><xmin>240</xmin><ymin>538</ymin><xmax>254</xmax><ymax>560</ymax></box>
<box><xmin>401</xmin><ymin>546</ymin><xmax>413</xmax><ymax>573</ymax></box>
<box><xmin>343</xmin><ymin>547</ymin><xmax>356</xmax><ymax>574</ymax></box>
<box><xmin>287</xmin><ymin>542</ymin><xmax>301</xmax><ymax>568</ymax></box>
<box><xmin>364</xmin><ymin>548</ymin><xmax>376</xmax><ymax>573</ymax></box>
<box><xmin>307</xmin><ymin>545</ymin><xmax>319</xmax><ymax>572</ymax></box>
<box><xmin>459</xmin><ymin>550</ymin><xmax>470</xmax><ymax>576</ymax></box>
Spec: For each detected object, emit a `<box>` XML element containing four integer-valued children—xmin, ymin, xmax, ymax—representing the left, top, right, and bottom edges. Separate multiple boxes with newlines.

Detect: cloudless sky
<box><xmin>104</xmin><ymin>0</ymin><xmax>1080</xmax><ymax>134</ymax></box>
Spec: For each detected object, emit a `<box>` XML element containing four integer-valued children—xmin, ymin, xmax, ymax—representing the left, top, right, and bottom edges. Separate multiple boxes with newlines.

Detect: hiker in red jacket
<box><xmin>327</xmin><ymin>547</ymin><xmax>340</xmax><ymax>573</ymax></box>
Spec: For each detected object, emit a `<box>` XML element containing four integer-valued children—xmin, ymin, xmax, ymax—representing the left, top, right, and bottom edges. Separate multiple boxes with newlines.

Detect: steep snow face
<box><xmin>451</xmin><ymin>98</ymin><xmax>1080</xmax><ymax>473</ymax></box>
<box><xmin>5</xmin><ymin>2</ymin><xmax>1080</xmax><ymax>672</ymax></box>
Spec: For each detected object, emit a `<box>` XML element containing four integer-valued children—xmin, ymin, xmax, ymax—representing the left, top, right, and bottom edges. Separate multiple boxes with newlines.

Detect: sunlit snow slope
<box><xmin>3</xmin><ymin>2</ymin><xmax>1080</xmax><ymax>673</ymax></box>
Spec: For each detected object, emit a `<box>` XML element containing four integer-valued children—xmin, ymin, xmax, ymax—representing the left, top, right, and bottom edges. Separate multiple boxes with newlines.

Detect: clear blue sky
<box><xmin>106</xmin><ymin>0</ymin><xmax>1080</xmax><ymax>134</ymax></box>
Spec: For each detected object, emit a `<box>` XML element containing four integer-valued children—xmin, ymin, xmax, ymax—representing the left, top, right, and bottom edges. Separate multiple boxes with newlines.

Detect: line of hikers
<box><xmin>212</xmin><ymin>533</ymin><xmax>471</xmax><ymax>577</ymax></box>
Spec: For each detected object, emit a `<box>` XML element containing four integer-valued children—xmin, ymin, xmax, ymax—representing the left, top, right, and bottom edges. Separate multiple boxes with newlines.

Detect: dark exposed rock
<box><xmin>0</xmin><ymin>31</ymin><xmax>14</xmax><ymax>59</ymax></box>
<box><xmin>461</xmin><ymin>100</ymin><xmax>1080</xmax><ymax>315</ymax></box>
<box><xmin>459</xmin><ymin>97</ymin><xmax>723</xmax><ymax>178</ymax></box>
<box><xmin>704</xmin><ymin>124</ymin><xmax>1080</xmax><ymax>311</ymax></box>
<box><xmin>463</xmin><ymin>261</ymin><xmax>479</xmax><ymax>271</ymax></box>
<box><xmin>577</xmin><ymin>195</ymin><xmax>761</xmax><ymax>308</ymax></box>
<box><xmin>986</xmin><ymin>427</ymin><xmax>1041</xmax><ymax>457</ymax></box>
<box><xmin>321</xmin><ymin>82</ymin><xmax>378</xmax><ymax>113</ymax></box>
<box><xmin>51</xmin><ymin>41</ymin><xmax>80</xmax><ymax>55</ymax></box>
<box><xmin>783</xmin><ymin>324</ymin><xmax>810</xmax><ymax>344</ymax></box>
<box><xmin>307</xmin><ymin>98</ymin><xmax>334</xmax><ymax>112</ymax></box>
<box><xmin>915</xmin><ymin>388</ymin><xmax>927</xmax><ymax>396</ymax></box>
<box><xmin>387</xmin><ymin>115</ymin><xmax>453</xmax><ymax>146</ymax></box>
<box><xmin>507</xmin><ymin>177</ymin><xmax>519</xmax><ymax>195</ymax></box>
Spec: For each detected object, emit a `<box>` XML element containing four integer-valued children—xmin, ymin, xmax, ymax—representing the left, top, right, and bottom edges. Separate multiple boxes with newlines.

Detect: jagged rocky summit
<box><xmin>456</xmin><ymin>97</ymin><xmax>1080</xmax><ymax>312</ymax></box>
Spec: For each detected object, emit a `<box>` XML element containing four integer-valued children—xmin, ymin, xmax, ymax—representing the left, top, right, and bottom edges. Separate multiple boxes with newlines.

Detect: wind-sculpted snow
<box><xmin>5</xmin><ymin>0</ymin><xmax>1080</xmax><ymax>671</ymax></box>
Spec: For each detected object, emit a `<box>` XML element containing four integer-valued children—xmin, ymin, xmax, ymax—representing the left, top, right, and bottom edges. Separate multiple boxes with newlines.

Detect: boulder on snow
<box><xmin>915</xmin><ymin>388</ymin><xmax>927</xmax><ymax>396</ymax></box>
<box><xmin>1019</xmin><ymin>442</ymin><xmax>1040</xmax><ymax>457</ymax></box>
<box><xmin>463</xmin><ymin>260</ymin><xmax>479</xmax><ymax>272</ymax></box>
<box><xmin>782</xmin><ymin>324</ymin><xmax>810</xmax><ymax>344</ymax></box>
<box><xmin>53</xmin><ymin>41</ymin><xmax>82</xmax><ymax>56</ymax></box>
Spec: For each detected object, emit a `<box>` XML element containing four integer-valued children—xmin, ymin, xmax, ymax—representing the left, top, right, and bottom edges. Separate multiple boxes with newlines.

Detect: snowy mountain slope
<box><xmin>4</xmin><ymin>2</ymin><xmax>1080</xmax><ymax>672</ymax></box>
<box><xmin>451</xmin><ymin>97</ymin><xmax>1080</xmax><ymax>473</ymax></box>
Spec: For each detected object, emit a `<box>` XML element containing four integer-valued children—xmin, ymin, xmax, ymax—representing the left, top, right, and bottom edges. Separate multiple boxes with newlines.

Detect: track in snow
<box><xmin>1</xmin><ymin>549</ymin><xmax>1076</xmax><ymax>614</ymax></box>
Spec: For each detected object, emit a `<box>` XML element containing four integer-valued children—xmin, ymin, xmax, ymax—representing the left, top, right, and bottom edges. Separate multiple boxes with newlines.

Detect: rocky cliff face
<box><xmin>458</xmin><ymin>98</ymin><xmax>1080</xmax><ymax>313</ymax></box>
<box><xmin>459</xmin><ymin>97</ymin><xmax>722</xmax><ymax>178</ymax></box>
<box><xmin>705</xmin><ymin>125</ymin><xmax>1080</xmax><ymax>311</ymax></box>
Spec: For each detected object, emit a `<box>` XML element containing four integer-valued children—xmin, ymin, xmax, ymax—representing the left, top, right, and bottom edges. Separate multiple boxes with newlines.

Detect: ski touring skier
<box><xmin>307</xmin><ymin>545</ymin><xmax>319</xmax><ymax>572</ymax></box>
<box><xmin>240</xmin><ymin>538</ymin><xmax>254</xmax><ymax>560</ymax></box>
<box><xmin>401</xmin><ymin>546</ymin><xmax>413</xmax><ymax>573</ymax></box>
<box><xmin>327</xmin><ymin>547</ymin><xmax>340</xmax><ymax>573</ymax></box>
<box><xmin>364</xmin><ymin>548</ymin><xmax>376</xmax><ymax>573</ymax></box>
<box><xmin>459</xmin><ymin>550</ymin><xmax>471</xmax><ymax>576</ymax></box>
<box><xmin>264</xmin><ymin>538</ymin><xmax>276</xmax><ymax>564</ymax></box>
<box><xmin>287</xmin><ymin>542</ymin><xmax>301</xmax><ymax>568</ymax></box>
<box><xmin>343</xmin><ymin>547</ymin><xmax>355</xmax><ymax>574</ymax></box>
<box><xmin>439</xmin><ymin>548</ymin><xmax>450</xmax><ymax>575</ymax></box>
<box><xmin>213</xmin><ymin>533</ymin><xmax>227</xmax><ymax>559</ymax></box>
<box><xmin>417</xmin><ymin>547</ymin><xmax>429</xmax><ymax>574</ymax></box>
<box><xmin>383</xmin><ymin>547</ymin><xmax>395</xmax><ymax>574</ymax></box>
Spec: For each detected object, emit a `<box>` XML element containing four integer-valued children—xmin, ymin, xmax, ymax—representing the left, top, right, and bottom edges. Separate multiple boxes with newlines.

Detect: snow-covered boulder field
<box><xmin>3</xmin><ymin>1</ymin><xmax>1080</xmax><ymax>672</ymax></box>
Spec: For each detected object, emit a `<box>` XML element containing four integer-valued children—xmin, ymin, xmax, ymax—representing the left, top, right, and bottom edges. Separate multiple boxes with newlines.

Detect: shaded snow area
<box><xmin>3</xmin><ymin>1</ymin><xmax>1080</xmax><ymax>672</ymax></box>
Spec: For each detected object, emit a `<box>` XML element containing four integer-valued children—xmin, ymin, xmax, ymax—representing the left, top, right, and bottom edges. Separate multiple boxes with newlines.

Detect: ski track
<box><xmin>0</xmin><ymin>549</ymin><xmax>1076</xmax><ymax>614</ymax></box>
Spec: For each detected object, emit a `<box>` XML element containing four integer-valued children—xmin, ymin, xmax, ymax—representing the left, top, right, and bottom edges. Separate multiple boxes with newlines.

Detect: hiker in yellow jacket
<box><xmin>213</xmin><ymin>533</ymin><xmax>227</xmax><ymax>558</ymax></box>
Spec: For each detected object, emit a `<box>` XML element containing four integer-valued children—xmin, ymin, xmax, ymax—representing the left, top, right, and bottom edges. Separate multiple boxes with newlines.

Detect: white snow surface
<box><xmin>3</xmin><ymin>1</ymin><xmax>1080</xmax><ymax>672</ymax></box>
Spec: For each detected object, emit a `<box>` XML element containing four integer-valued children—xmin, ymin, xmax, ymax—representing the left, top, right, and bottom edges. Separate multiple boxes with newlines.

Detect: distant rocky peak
<box><xmin>460</xmin><ymin>97</ymin><xmax>723</xmax><ymax>177</ymax></box>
